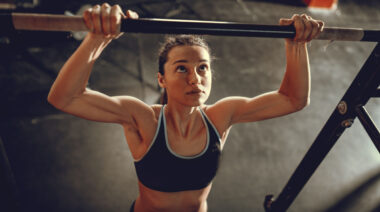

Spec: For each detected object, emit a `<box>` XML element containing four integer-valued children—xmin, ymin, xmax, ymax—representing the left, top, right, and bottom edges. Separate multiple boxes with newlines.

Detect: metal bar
<box><xmin>123</xmin><ymin>18</ymin><xmax>295</xmax><ymax>38</ymax></box>
<box><xmin>355</xmin><ymin>106</ymin><xmax>380</xmax><ymax>152</ymax></box>
<box><xmin>0</xmin><ymin>136</ymin><xmax>20</xmax><ymax>212</ymax></box>
<box><xmin>123</xmin><ymin>18</ymin><xmax>378</xmax><ymax>42</ymax></box>
<box><xmin>2</xmin><ymin>13</ymin><xmax>380</xmax><ymax>41</ymax></box>
<box><xmin>265</xmin><ymin>42</ymin><xmax>380</xmax><ymax>211</ymax></box>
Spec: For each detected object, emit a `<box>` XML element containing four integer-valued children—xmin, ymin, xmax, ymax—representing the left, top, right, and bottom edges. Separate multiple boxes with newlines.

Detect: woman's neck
<box><xmin>164</xmin><ymin>103</ymin><xmax>201</xmax><ymax>138</ymax></box>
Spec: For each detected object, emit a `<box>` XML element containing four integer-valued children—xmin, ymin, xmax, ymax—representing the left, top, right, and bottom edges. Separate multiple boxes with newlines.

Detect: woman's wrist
<box><xmin>78</xmin><ymin>33</ymin><xmax>113</xmax><ymax>62</ymax></box>
<box><xmin>84</xmin><ymin>33</ymin><xmax>113</xmax><ymax>46</ymax></box>
<box><xmin>285</xmin><ymin>39</ymin><xmax>307</xmax><ymax>48</ymax></box>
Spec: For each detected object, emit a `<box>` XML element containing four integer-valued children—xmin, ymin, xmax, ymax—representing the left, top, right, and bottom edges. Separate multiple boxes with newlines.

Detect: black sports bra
<box><xmin>134</xmin><ymin>105</ymin><xmax>222</xmax><ymax>192</ymax></box>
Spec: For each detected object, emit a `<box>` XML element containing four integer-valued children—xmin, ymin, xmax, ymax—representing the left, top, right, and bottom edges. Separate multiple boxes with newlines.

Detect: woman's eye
<box><xmin>176</xmin><ymin>66</ymin><xmax>187</xmax><ymax>73</ymax></box>
<box><xmin>199</xmin><ymin>65</ymin><xmax>208</xmax><ymax>72</ymax></box>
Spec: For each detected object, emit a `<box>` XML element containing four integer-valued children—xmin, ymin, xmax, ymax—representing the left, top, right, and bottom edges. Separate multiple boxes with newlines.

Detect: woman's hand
<box><xmin>280</xmin><ymin>14</ymin><xmax>324</xmax><ymax>44</ymax></box>
<box><xmin>83</xmin><ymin>3</ymin><xmax>139</xmax><ymax>40</ymax></box>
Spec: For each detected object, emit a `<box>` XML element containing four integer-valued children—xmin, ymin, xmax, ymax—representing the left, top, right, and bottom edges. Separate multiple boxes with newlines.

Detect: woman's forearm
<box><xmin>47</xmin><ymin>34</ymin><xmax>112</xmax><ymax>109</ymax></box>
<box><xmin>279</xmin><ymin>41</ymin><xmax>310</xmax><ymax>109</ymax></box>
<box><xmin>277</xmin><ymin>14</ymin><xmax>323</xmax><ymax>110</ymax></box>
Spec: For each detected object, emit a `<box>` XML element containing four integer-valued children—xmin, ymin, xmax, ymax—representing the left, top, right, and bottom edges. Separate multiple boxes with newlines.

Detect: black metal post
<box><xmin>0</xmin><ymin>136</ymin><xmax>20</xmax><ymax>212</ymax></box>
<box><xmin>265</xmin><ymin>42</ymin><xmax>380</xmax><ymax>212</ymax></box>
<box><xmin>355</xmin><ymin>106</ymin><xmax>380</xmax><ymax>152</ymax></box>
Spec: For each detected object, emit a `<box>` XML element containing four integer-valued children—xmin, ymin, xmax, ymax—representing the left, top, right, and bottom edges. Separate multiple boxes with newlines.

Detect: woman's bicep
<box><xmin>214</xmin><ymin>92</ymin><xmax>299</xmax><ymax>125</ymax></box>
<box><xmin>58</xmin><ymin>89</ymin><xmax>147</xmax><ymax>124</ymax></box>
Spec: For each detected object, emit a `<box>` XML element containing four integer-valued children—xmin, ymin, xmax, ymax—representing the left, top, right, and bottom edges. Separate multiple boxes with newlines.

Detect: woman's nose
<box><xmin>188</xmin><ymin>70</ymin><xmax>201</xmax><ymax>84</ymax></box>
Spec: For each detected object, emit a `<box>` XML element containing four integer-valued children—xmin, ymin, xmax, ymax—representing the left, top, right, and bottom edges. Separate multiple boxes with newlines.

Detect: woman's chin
<box><xmin>168</xmin><ymin>96</ymin><xmax>208</xmax><ymax>106</ymax></box>
<box><xmin>187</xmin><ymin>98</ymin><xmax>207</xmax><ymax>106</ymax></box>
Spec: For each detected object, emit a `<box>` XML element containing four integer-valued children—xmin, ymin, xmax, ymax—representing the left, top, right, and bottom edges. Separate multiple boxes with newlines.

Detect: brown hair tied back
<box><xmin>158</xmin><ymin>35</ymin><xmax>211</xmax><ymax>105</ymax></box>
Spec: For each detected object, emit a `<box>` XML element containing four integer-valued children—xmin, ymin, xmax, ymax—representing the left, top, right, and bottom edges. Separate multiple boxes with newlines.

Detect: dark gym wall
<box><xmin>1</xmin><ymin>0</ymin><xmax>379</xmax><ymax>212</ymax></box>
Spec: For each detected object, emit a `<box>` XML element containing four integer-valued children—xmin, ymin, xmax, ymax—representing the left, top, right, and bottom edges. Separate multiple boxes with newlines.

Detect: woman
<box><xmin>47</xmin><ymin>3</ymin><xmax>324</xmax><ymax>212</ymax></box>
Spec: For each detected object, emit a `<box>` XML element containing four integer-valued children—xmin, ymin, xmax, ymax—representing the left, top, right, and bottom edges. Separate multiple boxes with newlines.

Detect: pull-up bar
<box><xmin>1</xmin><ymin>13</ymin><xmax>380</xmax><ymax>42</ymax></box>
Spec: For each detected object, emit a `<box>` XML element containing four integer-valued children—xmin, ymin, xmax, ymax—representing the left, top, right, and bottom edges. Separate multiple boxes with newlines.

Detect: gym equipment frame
<box><xmin>264</xmin><ymin>43</ymin><xmax>380</xmax><ymax>211</ymax></box>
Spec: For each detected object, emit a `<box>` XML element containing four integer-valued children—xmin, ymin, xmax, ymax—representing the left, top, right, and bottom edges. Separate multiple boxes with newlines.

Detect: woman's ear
<box><xmin>157</xmin><ymin>73</ymin><xmax>166</xmax><ymax>88</ymax></box>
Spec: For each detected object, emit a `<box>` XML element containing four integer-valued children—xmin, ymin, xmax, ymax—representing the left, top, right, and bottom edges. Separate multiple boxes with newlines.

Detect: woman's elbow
<box><xmin>47</xmin><ymin>94</ymin><xmax>62</xmax><ymax>109</ymax></box>
<box><xmin>47</xmin><ymin>91</ymin><xmax>69</xmax><ymax>110</ymax></box>
<box><xmin>292</xmin><ymin>97</ymin><xmax>310</xmax><ymax>111</ymax></box>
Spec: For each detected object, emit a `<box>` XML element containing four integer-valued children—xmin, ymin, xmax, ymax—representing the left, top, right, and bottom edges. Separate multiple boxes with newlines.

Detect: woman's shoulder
<box><xmin>201</xmin><ymin>100</ymin><xmax>231</xmax><ymax>115</ymax></box>
<box><xmin>204</xmin><ymin>102</ymin><xmax>239</xmax><ymax>122</ymax></box>
<box><xmin>201</xmin><ymin>104</ymin><xmax>231</xmax><ymax>144</ymax></box>
<box><xmin>200</xmin><ymin>104</ymin><xmax>222</xmax><ymax>124</ymax></box>
<box><xmin>115</xmin><ymin>97</ymin><xmax>162</xmax><ymax>124</ymax></box>
<box><xmin>151</xmin><ymin>104</ymin><xmax>163</xmax><ymax>119</ymax></box>
<box><xmin>202</xmin><ymin>97</ymin><xmax>245</xmax><ymax>117</ymax></box>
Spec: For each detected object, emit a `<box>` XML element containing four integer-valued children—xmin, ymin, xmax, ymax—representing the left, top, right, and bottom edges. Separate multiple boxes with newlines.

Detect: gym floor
<box><xmin>1</xmin><ymin>0</ymin><xmax>379</xmax><ymax>211</ymax></box>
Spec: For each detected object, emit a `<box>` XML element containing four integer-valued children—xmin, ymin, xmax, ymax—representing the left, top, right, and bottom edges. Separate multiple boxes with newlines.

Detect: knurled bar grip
<box><xmin>3</xmin><ymin>13</ymin><xmax>380</xmax><ymax>42</ymax></box>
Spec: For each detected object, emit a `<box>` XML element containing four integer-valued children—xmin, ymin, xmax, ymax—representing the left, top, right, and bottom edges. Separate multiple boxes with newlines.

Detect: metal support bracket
<box><xmin>264</xmin><ymin>42</ymin><xmax>380</xmax><ymax>212</ymax></box>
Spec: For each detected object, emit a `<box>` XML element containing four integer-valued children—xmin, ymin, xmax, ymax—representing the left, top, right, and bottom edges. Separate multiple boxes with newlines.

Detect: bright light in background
<box><xmin>0</xmin><ymin>0</ymin><xmax>39</xmax><ymax>9</ymax></box>
<box><xmin>305</xmin><ymin>0</ymin><xmax>338</xmax><ymax>15</ymax></box>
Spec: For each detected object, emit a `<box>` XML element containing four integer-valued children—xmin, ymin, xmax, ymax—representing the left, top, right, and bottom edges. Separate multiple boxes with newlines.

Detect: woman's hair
<box><xmin>158</xmin><ymin>35</ymin><xmax>211</xmax><ymax>105</ymax></box>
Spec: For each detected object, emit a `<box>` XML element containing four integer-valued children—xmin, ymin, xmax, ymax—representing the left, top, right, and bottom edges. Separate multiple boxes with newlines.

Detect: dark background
<box><xmin>1</xmin><ymin>0</ymin><xmax>380</xmax><ymax>211</ymax></box>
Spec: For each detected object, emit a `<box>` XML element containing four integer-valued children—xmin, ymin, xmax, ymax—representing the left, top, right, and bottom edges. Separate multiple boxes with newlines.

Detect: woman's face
<box><xmin>159</xmin><ymin>45</ymin><xmax>212</xmax><ymax>106</ymax></box>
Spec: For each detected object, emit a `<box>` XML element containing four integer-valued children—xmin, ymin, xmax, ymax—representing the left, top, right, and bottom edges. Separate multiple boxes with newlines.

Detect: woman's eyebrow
<box><xmin>172</xmin><ymin>59</ymin><xmax>188</xmax><ymax>65</ymax></box>
<box><xmin>172</xmin><ymin>59</ymin><xmax>209</xmax><ymax>65</ymax></box>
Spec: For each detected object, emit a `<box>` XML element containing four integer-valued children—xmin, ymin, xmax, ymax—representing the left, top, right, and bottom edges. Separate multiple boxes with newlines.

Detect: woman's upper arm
<box><xmin>210</xmin><ymin>91</ymin><xmax>301</xmax><ymax>126</ymax></box>
<box><xmin>55</xmin><ymin>88</ymin><xmax>152</xmax><ymax>124</ymax></box>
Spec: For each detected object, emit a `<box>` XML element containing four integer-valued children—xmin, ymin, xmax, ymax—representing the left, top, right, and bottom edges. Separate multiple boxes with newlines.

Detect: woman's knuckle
<box><xmin>102</xmin><ymin>3</ymin><xmax>110</xmax><ymax>7</ymax></box>
<box><xmin>113</xmin><ymin>4</ymin><xmax>121</xmax><ymax>10</ymax></box>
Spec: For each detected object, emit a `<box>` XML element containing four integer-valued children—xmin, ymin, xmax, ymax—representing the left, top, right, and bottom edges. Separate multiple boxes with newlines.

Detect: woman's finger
<box><xmin>302</xmin><ymin>16</ymin><xmax>313</xmax><ymax>41</ymax></box>
<box><xmin>293</xmin><ymin>14</ymin><xmax>304</xmax><ymax>41</ymax></box>
<box><xmin>279</xmin><ymin>18</ymin><xmax>293</xmax><ymax>26</ymax></box>
<box><xmin>83</xmin><ymin>8</ymin><xmax>94</xmax><ymax>32</ymax></box>
<box><xmin>92</xmin><ymin>5</ymin><xmax>102</xmax><ymax>34</ymax></box>
<box><xmin>101</xmin><ymin>3</ymin><xmax>111</xmax><ymax>36</ymax></box>
<box><xmin>110</xmin><ymin>5</ymin><xmax>124</xmax><ymax>37</ymax></box>
<box><xmin>110</xmin><ymin>5</ymin><xmax>120</xmax><ymax>35</ymax></box>
<box><xmin>126</xmin><ymin>10</ymin><xmax>139</xmax><ymax>19</ymax></box>
<box><xmin>313</xmin><ymin>20</ymin><xmax>324</xmax><ymax>39</ymax></box>
<box><xmin>307</xmin><ymin>20</ymin><xmax>319</xmax><ymax>42</ymax></box>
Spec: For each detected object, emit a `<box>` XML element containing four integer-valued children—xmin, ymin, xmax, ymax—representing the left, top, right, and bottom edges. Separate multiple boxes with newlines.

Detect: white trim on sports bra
<box><xmin>164</xmin><ymin>105</ymin><xmax>210</xmax><ymax>159</ymax></box>
<box><xmin>134</xmin><ymin>106</ymin><xmax>164</xmax><ymax>162</ymax></box>
<box><xmin>134</xmin><ymin>105</ymin><xmax>222</xmax><ymax>162</ymax></box>
<box><xmin>199</xmin><ymin>107</ymin><xmax>222</xmax><ymax>140</ymax></box>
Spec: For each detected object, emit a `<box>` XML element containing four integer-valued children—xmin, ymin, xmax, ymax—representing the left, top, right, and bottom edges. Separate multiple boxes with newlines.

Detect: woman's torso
<box><xmin>122</xmin><ymin>104</ymin><xmax>228</xmax><ymax>211</ymax></box>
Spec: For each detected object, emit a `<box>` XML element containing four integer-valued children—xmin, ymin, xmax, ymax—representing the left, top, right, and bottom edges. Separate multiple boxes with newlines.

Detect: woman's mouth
<box><xmin>186</xmin><ymin>89</ymin><xmax>203</xmax><ymax>95</ymax></box>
